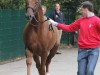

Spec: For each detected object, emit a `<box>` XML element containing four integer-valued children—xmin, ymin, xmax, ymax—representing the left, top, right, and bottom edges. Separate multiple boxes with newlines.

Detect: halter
<box><xmin>26</xmin><ymin>0</ymin><xmax>49</xmax><ymax>26</ymax></box>
<box><xmin>26</xmin><ymin>0</ymin><xmax>48</xmax><ymax>26</ymax></box>
<box><xmin>27</xmin><ymin>1</ymin><xmax>41</xmax><ymax>16</ymax></box>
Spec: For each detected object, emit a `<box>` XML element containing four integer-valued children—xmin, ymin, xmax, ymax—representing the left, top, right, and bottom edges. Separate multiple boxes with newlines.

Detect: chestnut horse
<box><xmin>23</xmin><ymin>0</ymin><xmax>61</xmax><ymax>75</ymax></box>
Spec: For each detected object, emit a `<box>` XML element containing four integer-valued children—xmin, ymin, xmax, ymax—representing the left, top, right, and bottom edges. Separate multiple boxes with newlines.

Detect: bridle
<box><xmin>26</xmin><ymin>0</ymin><xmax>41</xmax><ymax>23</ymax></box>
<box><xmin>26</xmin><ymin>0</ymin><xmax>49</xmax><ymax>26</ymax></box>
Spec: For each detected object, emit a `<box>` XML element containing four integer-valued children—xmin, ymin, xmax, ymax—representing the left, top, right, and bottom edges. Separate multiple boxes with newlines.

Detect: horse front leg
<box><xmin>26</xmin><ymin>49</ymin><xmax>33</xmax><ymax>75</ymax></box>
<box><xmin>46</xmin><ymin>45</ymin><xmax>59</xmax><ymax>75</ymax></box>
<box><xmin>39</xmin><ymin>51</ymin><xmax>48</xmax><ymax>75</ymax></box>
<box><xmin>33</xmin><ymin>55</ymin><xmax>41</xmax><ymax>73</ymax></box>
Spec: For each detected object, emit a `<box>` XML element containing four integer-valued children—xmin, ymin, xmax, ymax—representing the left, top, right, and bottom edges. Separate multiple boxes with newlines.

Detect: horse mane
<box><xmin>37</xmin><ymin>5</ymin><xmax>44</xmax><ymax>22</ymax></box>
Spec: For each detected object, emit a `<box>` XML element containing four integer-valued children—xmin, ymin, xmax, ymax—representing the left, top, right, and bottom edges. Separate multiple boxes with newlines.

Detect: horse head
<box><xmin>26</xmin><ymin>0</ymin><xmax>42</xmax><ymax>25</ymax></box>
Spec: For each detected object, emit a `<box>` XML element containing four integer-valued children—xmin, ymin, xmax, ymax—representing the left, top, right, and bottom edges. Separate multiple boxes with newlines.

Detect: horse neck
<box><xmin>38</xmin><ymin>5</ymin><xmax>44</xmax><ymax>23</ymax></box>
<box><xmin>35</xmin><ymin>6</ymin><xmax>48</xmax><ymax>38</ymax></box>
<box><xmin>37</xmin><ymin>6</ymin><xmax>45</xmax><ymax>30</ymax></box>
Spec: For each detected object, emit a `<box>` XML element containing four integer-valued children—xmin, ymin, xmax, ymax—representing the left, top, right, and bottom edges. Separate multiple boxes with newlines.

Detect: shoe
<box><xmin>56</xmin><ymin>52</ymin><xmax>61</xmax><ymax>54</ymax></box>
<box><xmin>66</xmin><ymin>45</ymin><xmax>71</xmax><ymax>48</ymax></box>
<box><xmin>69</xmin><ymin>44</ymin><xmax>74</xmax><ymax>48</ymax></box>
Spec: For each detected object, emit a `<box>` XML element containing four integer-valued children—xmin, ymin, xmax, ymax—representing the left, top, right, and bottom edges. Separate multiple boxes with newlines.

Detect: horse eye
<box><xmin>35</xmin><ymin>2</ymin><xmax>38</xmax><ymax>5</ymax></box>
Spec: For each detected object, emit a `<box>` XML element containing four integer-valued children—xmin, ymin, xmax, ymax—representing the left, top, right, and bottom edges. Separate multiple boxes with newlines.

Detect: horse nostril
<box><xmin>29</xmin><ymin>15</ymin><xmax>34</xmax><ymax>21</ymax></box>
<box><xmin>25</xmin><ymin>13</ymin><xmax>30</xmax><ymax>20</ymax></box>
<box><xmin>25</xmin><ymin>13</ymin><xmax>28</xmax><ymax>17</ymax></box>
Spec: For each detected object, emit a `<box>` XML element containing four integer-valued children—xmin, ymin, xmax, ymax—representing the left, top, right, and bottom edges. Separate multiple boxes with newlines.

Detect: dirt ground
<box><xmin>0</xmin><ymin>48</ymin><xmax>100</xmax><ymax>75</ymax></box>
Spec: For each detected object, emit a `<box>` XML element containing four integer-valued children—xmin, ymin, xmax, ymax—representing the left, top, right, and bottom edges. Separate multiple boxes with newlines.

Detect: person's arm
<box><xmin>96</xmin><ymin>18</ymin><xmax>100</xmax><ymax>30</ymax></box>
<box><xmin>48</xmin><ymin>19</ymin><xmax>80</xmax><ymax>32</ymax></box>
<box><xmin>57</xmin><ymin>20</ymin><xmax>80</xmax><ymax>32</ymax></box>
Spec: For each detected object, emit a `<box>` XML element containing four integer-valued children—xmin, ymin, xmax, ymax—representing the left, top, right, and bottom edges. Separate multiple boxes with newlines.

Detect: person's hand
<box><xmin>48</xmin><ymin>19</ymin><xmax>58</xmax><ymax>26</ymax></box>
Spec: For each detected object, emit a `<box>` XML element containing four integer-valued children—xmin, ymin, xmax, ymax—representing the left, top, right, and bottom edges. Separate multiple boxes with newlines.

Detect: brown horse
<box><xmin>23</xmin><ymin>0</ymin><xmax>61</xmax><ymax>75</ymax></box>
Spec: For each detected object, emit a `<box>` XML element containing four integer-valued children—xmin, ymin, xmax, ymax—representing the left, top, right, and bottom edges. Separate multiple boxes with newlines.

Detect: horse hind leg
<box><xmin>33</xmin><ymin>55</ymin><xmax>41</xmax><ymax>74</ymax></box>
<box><xmin>26</xmin><ymin>49</ymin><xmax>33</xmax><ymax>75</ymax></box>
<box><xmin>46</xmin><ymin>44</ymin><xmax>59</xmax><ymax>75</ymax></box>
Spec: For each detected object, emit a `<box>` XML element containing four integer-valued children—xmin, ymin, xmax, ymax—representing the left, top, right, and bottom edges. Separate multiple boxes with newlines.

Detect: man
<box><xmin>49</xmin><ymin>3</ymin><xmax>65</xmax><ymax>54</ymax></box>
<box><xmin>49</xmin><ymin>3</ymin><xmax>64</xmax><ymax>23</ymax></box>
<box><xmin>48</xmin><ymin>1</ymin><xmax>100</xmax><ymax>75</ymax></box>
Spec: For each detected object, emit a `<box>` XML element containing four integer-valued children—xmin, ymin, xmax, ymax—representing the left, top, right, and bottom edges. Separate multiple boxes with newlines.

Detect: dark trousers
<box><xmin>66</xmin><ymin>32</ymin><xmax>75</xmax><ymax>45</ymax></box>
<box><xmin>77</xmin><ymin>47</ymin><xmax>99</xmax><ymax>75</ymax></box>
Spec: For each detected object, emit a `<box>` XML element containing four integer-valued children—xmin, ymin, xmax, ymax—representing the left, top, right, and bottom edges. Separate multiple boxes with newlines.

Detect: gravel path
<box><xmin>0</xmin><ymin>48</ymin><xmax>100</xmax><ymax>75</ymax></box>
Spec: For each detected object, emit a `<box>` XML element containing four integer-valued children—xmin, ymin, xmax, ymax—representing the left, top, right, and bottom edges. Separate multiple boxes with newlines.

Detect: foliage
<box><xmin>92</xmin><ymin>0</ymin><xmax>100</xmax><ymax>17</ymax></box>
<box><xmin>0</xmin><ymin>0</ymin><xmax>100</xmax><ymax>17</ymax></box>
<box><xmin>43</xmin><ymin>0</ymin><xmax>100</xmax><ymax>17</ymax></box>
<box><xmin>0</xmin><ymin>0</ymin><xmax>26</xmax><ymax>9</ymax></box>
<box><xmin>42</xmin><ymin>0</ymin><xmax>83</xmax><ymax>23</ymax></box>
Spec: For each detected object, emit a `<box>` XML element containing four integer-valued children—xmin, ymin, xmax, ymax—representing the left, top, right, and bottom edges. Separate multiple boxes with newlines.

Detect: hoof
<box><xmin>46</xmin><ymin>73</ymin><xmax>50</xmax><ymax>75</ymax></box>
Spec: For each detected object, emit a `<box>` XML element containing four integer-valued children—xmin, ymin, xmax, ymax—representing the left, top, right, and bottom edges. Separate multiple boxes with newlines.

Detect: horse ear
<box><xmin>41</xmin><ymin>0</ymin><xmax>46</xmax><ymax>4</ymax></box>
<box><xmin>38</xmin><ymin>0</ymin><xmax>41</xmax><ymax>2</ymax></box>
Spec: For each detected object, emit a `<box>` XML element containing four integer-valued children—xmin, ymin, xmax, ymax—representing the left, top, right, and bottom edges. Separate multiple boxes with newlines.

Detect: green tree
<box><xmin>43</xmin><ymin>0</ymin><xmax>100</xmax><ymax>19</ymax></box>
<box><xmin>92</xmin><ymin>0</ymin><xmax>100</xmax><ymax>17</ymax></box>
<box><xmin>0</xmin><ymin>0</ymin><xmax>100</xmax><ymax>17</ymax></box>
<box><xmin>0</xmin><ymin>0</ymin><xmax>26</xmax><ymax>9</ymax></box>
